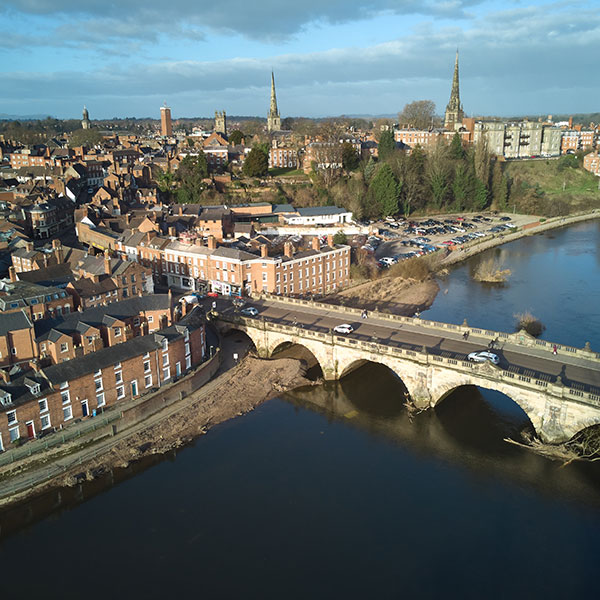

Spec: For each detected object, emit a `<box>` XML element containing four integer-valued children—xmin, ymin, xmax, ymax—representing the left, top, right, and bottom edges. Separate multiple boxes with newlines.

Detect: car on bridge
<box><xmin>240</xmin><ymin>307</ymin><xmax>259</xmax><ymax>317</ymax></box>
<box><xmin>467</xmin><ymin>351</ymin><xmax>500</xmax><ymax>365</ymax></box>
<box><xmin>333</xmin><ymin>324</ymin><xmax>354</xmax><ymax>334</ymax></box>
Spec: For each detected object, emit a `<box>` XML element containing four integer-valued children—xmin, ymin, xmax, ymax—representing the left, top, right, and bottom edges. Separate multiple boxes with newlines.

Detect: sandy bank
<box><xmin>1</xmin><ymin>355</ymin><xmax>311</xmax><ymax>507</ymax></box>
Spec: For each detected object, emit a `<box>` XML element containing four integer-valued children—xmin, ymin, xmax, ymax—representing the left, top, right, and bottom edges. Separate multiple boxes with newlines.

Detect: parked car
<box><xmin>467</xmin><ymin>351</ymin><xmax>500</xmax><ymax>365</ymax></box>
<box><xmin>333</xmin><ymin>323</ymin><xmax>354</xmax><ymax>334</ymax></box>
<box><xmin>240</xmin><ymin>307</ymin><xmax>258</xmax><ymax>317</ymax></box>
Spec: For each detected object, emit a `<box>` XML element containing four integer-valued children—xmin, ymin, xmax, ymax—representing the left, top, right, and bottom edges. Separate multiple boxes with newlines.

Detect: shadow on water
<box><xmin>284</xmin><ymin>362</ymin><xmax>600</xmax><ymax>507</ymax></box>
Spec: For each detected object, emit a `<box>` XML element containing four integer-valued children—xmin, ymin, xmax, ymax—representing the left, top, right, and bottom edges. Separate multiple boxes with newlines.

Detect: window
<box><xmin>38</xmin><ymin>399</ymin><xmax>48</xmax><ymax>412</ymax></box>
<box><xmin>131</xmin><ymin>274</ymin><xmax>136</xmax><ymax>283</ymax></box>
<box><xmin>186</xmin><ymin>355</ymin><xmax>191</xmax><ymax>370</ymax></box>
<box><xmin>9</xmin><ymin>427</ymin><xmax>19</xmax><ymax>442</ymax></box>
<box><xmin>162</xmin><ymin>353</ymin><xmax>169</xmax><ymax>366</ymax></box>
<box><xmin>116</xmin><ymin>385</ymin><xmax>125</xmax><ymax>399</ymax></box>
<box><xmin>11</xmin><ymin>348</ymin><xmax>17</xmax><ymax>355</ymax></box>
<box><xmin>148</xmin><ymin>316</ymin><xmax>154</xmax><ymax>323</ymax></box>
<box><xmin>114</xmin><ymin>327</ymin><xmax>121</xmax><ymax>337</ymax></box>
<box><xmin>163</xmin><ymin>367</ymin><xmax>170</xmax><ymax>380</ymax></box>
<box><xmin>145</xmin><ymin>374</ymin><xmax>152</xmax><ymax>388</ymax></box>
<box><xmin>61</xmin><ymin>390</ymin><xmax>70</xmax><ymax>404</ymax></box>
<box><xmin>94</xmin><ymin>369</ymin><xmax>102</xmax><ymax>377</ymax></box>
<box><xmin>7</xmin><ymin>410</ymin><xmax>17</xmax><ymax>425</ymax></box>
<box><xmin>162</xmin><ymin>339</ymin><xmax>168</xmax><ymax>352</ymax></box>
<box><xmin>41</xmin><ymin>413</ymin><xmax>51</xmax><ymax>430</ymax></box>
<box><xmin>144</xmin><ymin>360</ymin><xmax>151</xmax><ymax>373</ymax></box>
<box><xmin>95</xmin><ymin>379</ymin><xmax>103</xmax><ymax>392</ymax></box>
<box><xmin>60</xmin><ymin>342</ymin><xmax>68</xmax><ymax>353</ymax></box>
<box><xmin>63</xmin><ymin>405</ymin><xmax>72</xmax><ymax>421</ymax></box>
<box><xmin>96</xmin><ymin>393</ymin><xmax>105</xmax><ymax>407</ymax></box>
<box><xmin>185</xmin><ymin>343</ymin><xmax>190</xmax><ymax>355</ymax></box>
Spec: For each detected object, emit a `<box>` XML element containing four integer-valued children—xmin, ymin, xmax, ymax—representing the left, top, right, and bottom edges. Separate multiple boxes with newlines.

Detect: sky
<box><xmin>0</xmin><ymin>0</ymin><xmax>598</xmax><ymax>120</ymax></box>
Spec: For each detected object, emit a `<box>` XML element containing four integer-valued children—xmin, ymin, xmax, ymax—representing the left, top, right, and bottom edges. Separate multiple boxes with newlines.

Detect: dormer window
<box><xmin>1</xmin><ymin>393</ymin><xmax>13</xmax><ymax>407</ymax></box>
<box><xmin>27</xmin><ymin>383</ymin><xmax>41</xmax><ymax>395</ymax></box>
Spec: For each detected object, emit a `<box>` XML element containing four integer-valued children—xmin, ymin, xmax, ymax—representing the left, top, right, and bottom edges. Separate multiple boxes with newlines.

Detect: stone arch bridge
<box><xmin>216</xmin><ymin>314</ymin><xmax>600</xmax><ymax>444</ymax></box>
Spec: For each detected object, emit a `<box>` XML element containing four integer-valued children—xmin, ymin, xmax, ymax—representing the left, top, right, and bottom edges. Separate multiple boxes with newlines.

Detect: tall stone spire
<box><xmin>444</xmin><ymin>50</ymin><xmax>465</xmax><ymax>131</ymax></box>
<box><xmin>267</xmin><ymin>71</ymin><xmax>281</xmax><ymax>133</ymax></box>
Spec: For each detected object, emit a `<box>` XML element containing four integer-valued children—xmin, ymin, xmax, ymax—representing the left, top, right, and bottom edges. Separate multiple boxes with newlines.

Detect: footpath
<box><xmin>0</xmin><ymin>333</ymin><xmax>248</xmax><ymax>506</ymax></box>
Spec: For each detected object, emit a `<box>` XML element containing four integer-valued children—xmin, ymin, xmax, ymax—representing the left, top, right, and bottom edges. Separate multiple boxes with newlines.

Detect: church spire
<box><xmin>444</xmin><ymin>50</ymin><xmax>464</xmax><ymax>131</ymax></box>
<box><xmin>267</xmin><ymin>71</ymin><xmax>281</xmax><ymax>133</ymax></box>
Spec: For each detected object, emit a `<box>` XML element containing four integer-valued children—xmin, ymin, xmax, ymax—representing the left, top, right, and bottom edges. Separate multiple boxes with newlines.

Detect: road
<box><xmin>209</xmin><ymin>296</ymin><xmax>600</xmax><ymax>394</ymax></box>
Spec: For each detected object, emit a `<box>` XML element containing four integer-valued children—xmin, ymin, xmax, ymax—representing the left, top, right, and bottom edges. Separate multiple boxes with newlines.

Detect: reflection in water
<box><xmin>284</xmin><ymin>363</ymin><xmax>600</xmax><ymax>507</ymax></box>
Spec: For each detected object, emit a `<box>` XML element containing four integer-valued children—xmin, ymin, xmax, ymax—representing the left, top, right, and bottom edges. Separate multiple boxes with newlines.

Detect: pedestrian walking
<box><xmin>361</xmin><ymin>309</ymin><xmax>367</xmax><ymax>320</ymax></box>
<box><xmin>463</xmin><ymin>331</ymin><xmax>469</xmax><ymax>340</ymax></box>
<box><xmin>553</xmin><ymin>344</ymin><xmax>558</xmax><ymax>355</ymax></box>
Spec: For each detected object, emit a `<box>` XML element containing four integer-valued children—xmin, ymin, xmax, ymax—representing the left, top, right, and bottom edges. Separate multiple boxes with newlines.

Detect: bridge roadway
<box><xmin>214</xmin><ymin>296</ymin><xmax>600</xmax><ymax>395</ymax></box>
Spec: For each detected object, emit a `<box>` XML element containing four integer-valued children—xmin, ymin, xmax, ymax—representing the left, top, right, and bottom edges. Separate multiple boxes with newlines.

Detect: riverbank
<box><xmin>0</xmin><ymin>350</ymin><xmax>311</xmax><ymax>508</ymax></box>
<box><xmin>328</xmin><ymin>209</ymin><xmax>599</xmax><ymax>316</ymax></box>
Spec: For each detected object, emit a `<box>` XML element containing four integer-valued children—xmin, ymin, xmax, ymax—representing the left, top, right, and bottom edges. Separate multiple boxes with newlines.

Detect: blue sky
<box><xmin>0</xmin><ymin>0</ymin><xmax>598</xmax><ymax>120</ymax></box>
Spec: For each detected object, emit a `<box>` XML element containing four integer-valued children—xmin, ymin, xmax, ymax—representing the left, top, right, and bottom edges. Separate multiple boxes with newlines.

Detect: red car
<box><xmin>207</xmin><ymin>292</ymin><xmax>218</xmax><ymax>298</ymax></box>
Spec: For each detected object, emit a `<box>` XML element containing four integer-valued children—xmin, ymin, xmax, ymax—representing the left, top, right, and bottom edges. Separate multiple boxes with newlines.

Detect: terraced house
<box><xmin>0</xmin><ymin>308</ymin><xmax>206</xmax><ymax>451</ymax></box>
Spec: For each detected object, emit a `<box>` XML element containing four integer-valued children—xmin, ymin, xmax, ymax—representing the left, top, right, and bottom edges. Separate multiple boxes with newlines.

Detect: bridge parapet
<box><xmin>258</xmin><ymin>293</ymin><xmax>600</xmax><ymax>363</ymax></box>
<box><xmin>218</xmin><ymin>312</ymin><xmax>600</xmax><ymax>411</ymax></box>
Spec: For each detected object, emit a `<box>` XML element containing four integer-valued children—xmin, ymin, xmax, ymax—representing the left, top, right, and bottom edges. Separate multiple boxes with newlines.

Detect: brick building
<box><xmin>583</xmin><ymin>152</ymin><xmax>600</xmax><ymax>176</ymax></box>
<box><xmin>0</xmin><ymin>308</ymin><xmax>205</xmax><ymax>449</ymax></box>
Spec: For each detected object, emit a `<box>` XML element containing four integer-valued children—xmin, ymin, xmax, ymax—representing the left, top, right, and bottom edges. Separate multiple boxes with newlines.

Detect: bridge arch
<box><xmin>430</xmin><ymin>377</ymin><xmax>543</xmax><ymax>440</ymax></box>
<box><xmin>270</xmin><ymin>341</ymin><xmax>324</xmax><ymax>379</ymax></box>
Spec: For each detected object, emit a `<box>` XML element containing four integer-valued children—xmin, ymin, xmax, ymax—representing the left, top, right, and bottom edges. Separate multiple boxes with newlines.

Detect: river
<box><xmin>1</xmin><ymin>221</ymin><xmax>599</xmax><ymax>599</ymax></box>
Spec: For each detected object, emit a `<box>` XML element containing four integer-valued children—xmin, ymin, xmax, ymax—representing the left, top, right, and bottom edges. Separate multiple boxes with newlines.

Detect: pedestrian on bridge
<box><xmin>553</xmin><ymin>344</ymin><xmax>558</xmax><ymax>355</ymax></box>
<box><xmin>361</xmin><ymin>309</ymin><xmax>368</xmax><ymax>320</ymax></box>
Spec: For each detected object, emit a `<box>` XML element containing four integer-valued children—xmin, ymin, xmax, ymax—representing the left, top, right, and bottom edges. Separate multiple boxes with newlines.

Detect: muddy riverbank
<box><xmin>0</xmin><ymin>354</ymin><xmax>311</xmax><ymax>508</ymax></box>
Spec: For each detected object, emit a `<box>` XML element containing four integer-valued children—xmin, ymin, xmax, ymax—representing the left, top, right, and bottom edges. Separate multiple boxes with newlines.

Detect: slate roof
<box><xmin>34</xmin><ymin>294</ymin><xmax>171</xmax><ymax>340</ymax></box>
<box><xmin>295</xmin><ymin>206</ymin><xmax>351</xmax><ymax>217</ymax></box>
<box><xmin>0</xmin><ymin>310</ymin><xmax>32</xmax><ymax>336</ymax></box>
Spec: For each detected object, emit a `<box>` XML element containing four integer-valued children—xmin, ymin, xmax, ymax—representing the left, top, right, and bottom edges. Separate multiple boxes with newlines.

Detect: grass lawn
<box><xmin>268</xmin><ymin>167</ymin><xmax>307</xmax><ymax>177</ymax></box>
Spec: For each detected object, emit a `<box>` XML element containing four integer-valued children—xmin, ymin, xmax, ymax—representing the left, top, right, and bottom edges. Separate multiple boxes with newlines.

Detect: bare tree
<box><xmin>398</xmin><ymin>100</ymin><xmax>437</xmax><ymax>129</ymax></box>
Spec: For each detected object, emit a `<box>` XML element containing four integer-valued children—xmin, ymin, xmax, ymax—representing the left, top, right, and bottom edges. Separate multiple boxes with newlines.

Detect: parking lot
<box><xmin>354</xmin><ymin>213</ymin><xmax>525</xmax><ymax>268</ymax></box>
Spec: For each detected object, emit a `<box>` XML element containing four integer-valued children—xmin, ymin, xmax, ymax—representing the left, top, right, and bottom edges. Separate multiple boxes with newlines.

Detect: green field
<box><xmin>505</xmin><ymin>159</ymin><xmax>600</xmax><ymax>198</ymax></box>
<box><xmin>268</xmin><ymin>167</ymin><xmax>307</xmax><ymax>177</ymax></box>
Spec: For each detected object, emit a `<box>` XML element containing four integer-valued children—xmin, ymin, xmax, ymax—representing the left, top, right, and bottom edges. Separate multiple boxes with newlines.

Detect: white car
<box><xmin>467</xmin><ymin>351</ymin><xmax>500</xmax><ymax>365</ymax></box>
<box><xmin>240</xmin><ymin>307</ymin><xmax>258</xmax><ymax>317</ymax></box>
<box><xmin>333</xmin><ymin>324</ymin><xmax>354</xmax><ymax>334</ymax></box>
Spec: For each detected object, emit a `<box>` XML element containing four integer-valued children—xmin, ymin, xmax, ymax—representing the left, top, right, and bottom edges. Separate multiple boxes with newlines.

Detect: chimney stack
<box><xmin>180</xmin><ymin>299</ymin><xmax>188</xmax><ymax>318</ymax></box>
<box><xmin>104</xmin><ymin>250</ymin><xmax>111</xmax><ymax>275</ymax></box>
<box><xmin>284</xmin><ymin>241</ymin><xmax>294</xmax><ymax>258</ymax></box>
<box><xmin>312</xmin><ymin>236</ymin><xmax>320</xmax><ymax>251</ymax></box>
<box><xmin>8</xmin><ymin>266</ymin><xmax>17</xmax><ymax>283</ymax></box>
<box><xmin>327</xmin><ymin>234</ymin><xmax>334</xmax><ymax>247</ymax></box>
<box><xmin>25</xmin><ymin>241</ymin><xmax>34</xmax><ymax>253</ymax></box>
<box><xmin>168</xmin><ymin>226</ymin><xmax>176</xmax><ymax>238</ymax></box>
<box><xmin>207</xmin><ymin>236</ymin><xmax>217</xmax><ymax>250</ymax></box>
<box><xmin>0</xmin><ymin>369</ymin><xmax>10</xmax><ymax>383</ymax></box>
<box><xmin>52</xmin><ymin>239</ymin><xmax>64</xmax><ymax>264</ymax></box>
<box><xmin>260</xmin><ymin>244</ymin><xmax>268</xmax><ymax>258</ymax></box>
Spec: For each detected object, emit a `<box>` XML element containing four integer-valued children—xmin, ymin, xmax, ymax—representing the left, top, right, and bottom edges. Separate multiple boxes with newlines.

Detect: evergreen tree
<box><xmin>175</xmin><ymin>152</ymin><xmax>209</xmax><ymax>202</ymax></box>
<box><xmin>369</xmin><ymin>164</ymin><xmax>400</xmax><ymax>217</ymax></box>
<box><xmin>243</xmin><ymin>147</ymin><xmax>269</xmax><ymax>177</ymax></box>
<box><xmin>333</xmin><ymin>231</ymin><xmax>348</xmax><ymax>245</ymax></box>
<box><xmin>472</xmin><ymin>177</ymin><xmax>488</xmax><ymax>210</ymax></box>
<box><xmin>491</xmin><ymin>161</ymin><xmax>508</xmax><ymax>210</ymax></box>
<box><xmin>452</xmin><ymin>163</ymin><xmax>469</xmax><ymax>211</ymax></box>
<box><xmin>341</xmin><ymin>142</ymin><xmax>360</xmax><ymax>171</ymax></box>
<box><xmin>448</xmin><ymin>132</ymin><xmax>465</xmax><ymax>160</ymax></box>
<box><xmin>378</xmin><ymin>130</ymin><xmax>396</xmax><ymax>161</ymax></box>
<box><xmin>363</xmin><ymin>156</ymin><xmax>378</xmax><ymax>184</ymax></box>
<box><xmin>228</xmin><ymin>130</ymin><xmax>244</xmax><ymax>145</ymax></box>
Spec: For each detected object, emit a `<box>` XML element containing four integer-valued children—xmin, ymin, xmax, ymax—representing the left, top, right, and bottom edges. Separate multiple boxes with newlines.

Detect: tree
<box><xmin>491</xmin><ymin>161</ymin><xmax>509</xmax><ymax>210</ymax></box>
<box><xmin>229</xmin><ymin>130</ymin><xmax>244</xmax><ymax>146</ymax></box>
<box><xmin>452</xmin><ymin>163</ymin><xmax>469</xmax><ymax>211</ymax></box>
<box><xmin>472</xmin><ymin>138</ymin><xmax>491</xmax><ymax>188</ymax></box>
<box><xmin>398</xmin><ymin>100</ymin><xmax>436</xmax><ymax>129</ymax></box>
<box><xmin>69</xmin><ymin>128</ymin><xmax>104</xmax><ymax>147</ymax></box>
<box><xmin>243</xmin><ymin>147</ymin><xmax>269</xmax><ymax>177</ymax></box>
<box><xmin>333</xmin><ymin>231</ymin><xmax>348</xmax><ymax>245</ymax></box>
<box><xmin>363</xmin><ymin>156</ymin><xmax>378</xmax><ymax>184</ymax></box>
<box><xmin>341</xmin><ymin>142</ymin><xmax>360</xmax><ymax>171</ymax></box>
<box><xmin>378</xmin><ymin>130</ymin><xmax>396</xmax><ymax>161</ymax></box>
<box><xmin>448</xmin><ymin>133</ymin><xmax>465</xmax><ymax>160</ymax></box>
<box><xmin>426</xmin><ymin>141</ymin><xmax>451</xmax><ymax>209</ymax></box>
<box><xmin>369</xmin><ymin>164</ymin><xmax>400</xmax><ymax>217</ymax></box>
<box><xmin>175</xmin><ymin>153</ymin><xmax>209</xmax><ymax>202</ymax></box>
